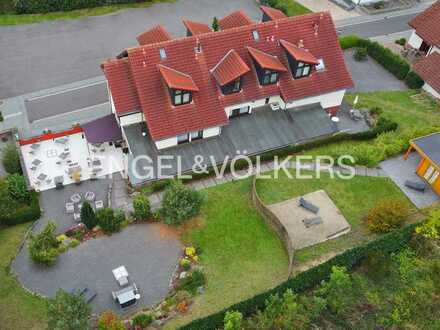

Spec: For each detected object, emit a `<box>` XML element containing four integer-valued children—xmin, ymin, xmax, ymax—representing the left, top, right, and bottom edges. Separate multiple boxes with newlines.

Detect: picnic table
<box><xmin>112</xmin><ymin>266</ymin><xmax>129</xmax><ymax>287</ymax></box>
<box><xmin>31</xmin><ymin>159</ymin><xmax>42</xmax><ymax>166</ymax></box>
<box><xmin>37</xmin><ymin>173</ymin><xmax>47</xmax><ymax>181</ymax></box>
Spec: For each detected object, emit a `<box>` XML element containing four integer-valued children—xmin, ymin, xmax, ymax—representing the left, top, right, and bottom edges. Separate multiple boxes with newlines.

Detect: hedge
<box><xmin>179</xmin><ymin>223</ymin><xmax>418</xmax><ymax>330</ymax></box>
<box><xmin>339</xmin><ymin>35</ymin><xmax>411</xmax><ymax>81</ymax></box>
<box><xmin>0</xmin><ymin>191</ymin><xmax>41</xmax><ymax>225</ymax></box>
<box><xmin>14</xmin><ymin>0</ymin><xmax>153</xmax><ymax>14</ymax></box>
<box><xmin>405</xmin><ymin>71</ymin><xmax>424</xmax><ymax>89</ymax></box>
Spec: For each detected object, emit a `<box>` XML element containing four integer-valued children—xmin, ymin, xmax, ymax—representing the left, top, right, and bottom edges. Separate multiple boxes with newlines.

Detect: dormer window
<box><xmin>221</xmin><ymin>77</ymin><xmax>242</xmax><ymax>95</ymax></box>
<box><xmin>294</xmin><ymin>62</ymin><xmax>311</xmax><ymax>78</ymax></box>
<box><xmin>261</xmin><ymin>69</ymin><xmax>279</xmax><ymax>85</ymax></box>
<box><xmin>247</xmin><ymin>47</ymin><xmax>287</xmax><ymax>86</ymax></box>
<box><xmin>172</xmin><ymin>89</ymin><xmax>192</xmax><ymax>106</ymax></box>
<box><xmin>212</xmin><ymin>50</ymin><xmax>250</xmax><ymax>95</ymax></box>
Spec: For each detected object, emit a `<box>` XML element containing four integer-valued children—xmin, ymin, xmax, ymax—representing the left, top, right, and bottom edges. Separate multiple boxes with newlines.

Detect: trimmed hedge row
<box><xmin>339</xmin><ymin>35</ymin><xmax>423</xmax><ymax>88</ymax></box>
<box><xmin>0</xmin><ymin>191</ymin><xmax>41</xmax><ymax>225</ymax></box>
<box><xmin>179</xmin><ymin>223</ymin><xmax>418</xmax><ymax>330</ymax></box>
<box><xmin>14</xmin><ymin>0</ymin><xmax>152</xmax><ymax>14</ymax></box>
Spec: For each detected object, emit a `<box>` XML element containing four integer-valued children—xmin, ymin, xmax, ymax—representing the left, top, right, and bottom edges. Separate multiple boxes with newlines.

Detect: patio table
<box><xmin>37</xmin><ymin>173</ymin><xmax>47</xmax><ymax>181</ymax></box>
<box><xmin>70</xmin><ymin>193</ymin><xmax>82</xmax><ymax>204</ymax></box>
<box><xmin>112</xmin><ymin>266</ymin><xmax>129</xmax><ymax>287</ymax></box>
<box><xmin>30</xmin><ymin>143</ymin><xmax>41</xmax><ymax>150</ymax></box>
<box><xmin>31</xmin><ymin>159</ymin><xmax>42</xmax><ymax>166</ymax></box>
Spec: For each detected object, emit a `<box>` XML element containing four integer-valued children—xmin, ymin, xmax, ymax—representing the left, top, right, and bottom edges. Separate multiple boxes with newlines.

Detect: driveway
<box><xmin>0</xmin><ymin>0</ymin><xmax>260</xmax><ymax>99</ymax></box>
<box><xmin>344</xmin><ymin>50</ymin><xmax>408</xmax><ymax>92</ymax></box>
<box><xmin>12</xmin><ymin>223</ymin><xmax>182</xmax><ymax>315</ymax></box>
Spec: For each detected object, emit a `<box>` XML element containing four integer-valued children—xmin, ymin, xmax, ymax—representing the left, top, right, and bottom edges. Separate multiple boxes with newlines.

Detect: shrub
<box><xmin>2</xmin><ymin>143</ymin><xmax>22</xmax><ymax>175</ymax></box>
<box><xmin>0</xmin><ymin>189</ymin><xmax>41</xmax><ymax>225</ymax></box>
<box><xmin>47</xmin><ymin>289</ymin><xmax>91</xmax><ymax>330</ymax></box>
<box><xmin>7</xmin><ymin>174</ymin><xmax>30</xmax><ymax>204</ymax></box>
<box><xmin>180</xmin><ymin>258</ymin><xmax>191</xmax><ymax>271</ymax></box>
<box><xmin>97</xmin><ymin>208</ymin><xmax>122</xmax><ymax>234</ymax></box>
<box><xmin>179</xmin><ymin>269</ymin><xmax>205</xmax><ymax>295</ymax></box>
<box><xmin>354</xmin><ymin>47</ymin><xmax>367</xmax><ymax>61</ymax></box>
<box><xmin>369</xmin><ymin>106</ymin><xmax>383</xmax><ymax>116</ymax></box>
<box><xmin>395</xmin><ymin>38</ymin><xmax>406</xmax><ymax>46</ymax></box>
<box><xmin>224</xmin><ymin>311</ymin><xmax>243</xmax><ymax>330</ymax></box>
<box><xmin>159</xmin><ymin>181</ymin><xmax>203</xmax><ymax>226</ymax></box>
<box><xmin>132</xmin><ymin>313</ymin><xmax>153</xmax><ymax>329</ymax></box>
<box><xmin>212</xmin><ymin>16</ymin><xmax>219</xmax><ymax>31</ymax></box>
<box><xmin>98</xmin><ymin>311</ymin><xmax>125</xmax><ymax>330</ymax></box>
<box><xmin>365</xmin><ymin>199</ymin><xmax>410</xmax><ymax>233</ymax></box>
<box><xmin>133</xmin><ymin>194</ymin><xmax>151</xmax><ymax>221</ymax></box>
<box><xmin>80</xmin><ymin>201</ymin><xmax>97</xmax><ymax>230</ymax></box>
<box><xmin>405</xmin><ymin>71</ymin><xmax>424</xmax><ymax>89</ymax></box>
<box><xmin>28</xmin><ymin>221</ymin><xmax>60</xmax><ymax>265</ymax></box>
<box><xmin>373</xmin><ymin>1</ymin><xmax>385</xmax><ymax>9</ymax></box>
<box><xmin>69</xmin><ymin>239</ymin><xmax>80</xmax><ymax>248</ymax></box>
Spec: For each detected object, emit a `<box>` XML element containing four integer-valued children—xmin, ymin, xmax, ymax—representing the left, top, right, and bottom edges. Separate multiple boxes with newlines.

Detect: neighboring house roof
<box><xmin>413</xmin><ymin>52</ymin><xmax>440</xmax><ymax>94</ymax></box>
<box><xmin>136</xmin><ymin>25</ymin><xmax>172</xmax><ymax>45</ymax></box>
<box><xmin>411</xmin><ymin>132</ymin><xmax>440</xmax><ymax>167</ymax></box>
<box><xmin>280</xmin><ymin>39</ymin><xmax>320</xmax><ymax>64</ymax></box>
<box><xmin>408</xmin><ymin>1</ymin><xmax>440</xmax><ymax>47</ymax></box>
<box><xmin>183</xmin><ymin>20</ymin><xmax>212</xmax><ymax>35</ymax></box>
<box><xmin>247</xmin><ymin>46</ymin><xmax>287</xmax><ymax>72</ymax></box>
<box><xmin>101</xmin><ymin>58</ymin><xmax>140</xmax><ymax>115</ymax></box>
<box><xmin>260</xmin><ymin>5</ymin><xmax>287</xmax><ymax>20</ymax></box>
<box><xmin>158</xmin><ymin>65</ymin><xmax>199</xmax><ymax>91</ymax></box>
<box><xmin>103</xmin><ymin>11</ymin><xmax>353</xmax><ymax>141</ymax></box>
<box><xmin>219</xmin><ymin>10</ymin><xmax>253</xmax><ymax>30</ymax></box>
<box><xmin>212</xmin><ymin>49</ymin><xmax>251</xmax><ymax>86</ymax></box>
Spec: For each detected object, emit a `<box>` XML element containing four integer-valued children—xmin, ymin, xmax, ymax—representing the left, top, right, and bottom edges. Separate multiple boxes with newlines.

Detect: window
<box><xmin>261</xmin><ymin>69</ymin><xmax>279</xmax><ymax>85</ymax></box>
<box><xmin>172</xmin><ymin>89</ymin><xmax>192</xmax><ymax>106</ymax></box>
<box><xmin>190</xmin><ymin>130</ymin><xmax>203</xmax><ymax>141</ymax></box>
<box><xmin>221</xmin><ymin>78</ymin><xmax>242</xmax><ymax>95</ymax></box>
<box><xmin>230</xmin><ymin>106</ymin><xmax>250</xmax><ymax>118</ymax></box>
<box><xmin>294</xmin><ymin>62</ymin><xmax>311</xmax><ymax>78</ymax></box>
<box><xmin>177</xmin><ymin>133</ymin><xmax>189</xmax><ymax>144</ymax></box>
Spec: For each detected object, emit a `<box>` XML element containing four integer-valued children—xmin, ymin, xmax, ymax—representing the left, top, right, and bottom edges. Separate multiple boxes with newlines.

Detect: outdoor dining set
<box><xmin>65</xmin><ymin>191</ymin><xmax>104</xmax><ymax>223</ymax></box>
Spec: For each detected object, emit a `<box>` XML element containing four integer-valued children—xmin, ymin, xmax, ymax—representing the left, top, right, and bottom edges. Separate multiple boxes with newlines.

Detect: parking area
<box><xmin>344</xmin><ymin>50</ymin><xmax>408</xmax><ymax>92</ymax></box>
<box><xmin>12</xmin><ymin>223</ymin><xmax>182</xmax><ymax>315</ymax></box>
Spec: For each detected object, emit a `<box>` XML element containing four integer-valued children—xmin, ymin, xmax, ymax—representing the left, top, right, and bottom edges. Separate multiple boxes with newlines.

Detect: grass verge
<box><xmin>0</xmin><ymin>0</ymin><xmax>173</xmax><ymax>25</ymax></box>
<box><xmin>0</xmin><ymin>224</ymin><xmax>47</xmax><ymax>330</ymax></box>
<box><xmin>165</xmin><ymin>178</ymin><xmax>289</xmax><ymax>329</ymax></box>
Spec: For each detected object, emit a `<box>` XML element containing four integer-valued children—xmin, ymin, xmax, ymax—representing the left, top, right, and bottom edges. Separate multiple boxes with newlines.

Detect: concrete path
<box><xmin>0</xmin><ymin>0</ymin><xmax>261</xmax><ymax>99</ymax></box>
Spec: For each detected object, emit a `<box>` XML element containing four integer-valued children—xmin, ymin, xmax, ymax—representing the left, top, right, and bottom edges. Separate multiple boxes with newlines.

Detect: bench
<box><xmin>404</xmin><ymin>180</ymin><xmax>426</xmax><ymax>192</ymax></box>
<box><xmin>299</xmin><ymin>197</ymin><xmax>319</xmax><ymax>214</ymax></box>
<box><xmin>302</xmin><ymin>217</ymin><xmax>323</xmax><ymax>228</ymax></box>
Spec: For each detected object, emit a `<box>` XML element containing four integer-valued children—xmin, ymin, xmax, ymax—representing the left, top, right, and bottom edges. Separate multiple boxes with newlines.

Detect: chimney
<box><xmin>313</xmin><ymin>22</ymin><xmax>319</xmax><ymax>36</ymax></box>
<box><xmin>195</xmin><ymin>38</ymin><xmax>202</xmax><ymax>56</ymax></box>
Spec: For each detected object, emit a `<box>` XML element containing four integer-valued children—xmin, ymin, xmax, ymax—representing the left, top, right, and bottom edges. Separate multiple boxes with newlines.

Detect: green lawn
<box><xmin>256</xmin><ymin>169</ymin><xmax>416</xmax><ymax>264</ymax></box>
<box><xmin>0</xmin><ymin>225</ymin><xmax>47</xmax><ymax>330</ymax></box>
<box><xmin>306</xmin><ymin>91</ymin><xmax>440</xmax><ymax>167</ymax></box>
<box><xmin>272</xmin><ymin>0</ymin><xmax>311</xmax><ymax>16</ymax></box>
<box><xmin>165</xmin><ymin>178</ymin><xmax>289</xmax><ymax>329</ymax></box>
<box><xmin>0</xmin><ymin>0</ymin><xmax>173</xmax><ymax>25</ymax></box>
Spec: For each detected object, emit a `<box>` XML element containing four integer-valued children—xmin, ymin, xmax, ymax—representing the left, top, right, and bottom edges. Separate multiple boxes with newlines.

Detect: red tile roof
<box><xmin>103</xmin><ymin>11</ymin><xmax>353</xmax><ymax>141</ymax></box>
<box><xmin>280</xmin><ymin>39</ymin><xmax>319</xmax><ymax>64</ymax></box>
<box><xmin>158</xmin><ymin>65</ymin><xmax>199</xmax><ymax>91</ymax></box>
<box><xmin>409</xmin><ymin>1</ymin><xmax>440</xmax><ymax>47</ymax></box>
<box><xmin>102</xmin><ymin>58</ymin><xmax>141</xmax><ymax>115</ymax></box>
<box><xmin>413</xmin><ymin>52</ymin><xmax>440</xmax><ymax>94</ymax></box>
<box><xmin>183</xmin><ymin>20</ymin><xmax>212</xmax><ymax>35</ymax></box>
<box><xmin>219</xmin><ymin>10</ymin><xmax>253</xmax><ymax>30</ymax></box>
<box><xmin>212</xmin><ymin>50</ymin><xmax>251</xmax><ymax>86</ymax></box>
<box><xmin>260</xmin><ymin>5</ymin><xmax>287</xmax><ymax>20</ymax></box>
<box><xmin>136</xmin><ymin>25</ymin><xmax>172</xmax><ymax>45</ymax></box>
<box><xmin>248</xmin><ymin>46</ymin><xmax>287</xmax><ymax>72</ymax></box>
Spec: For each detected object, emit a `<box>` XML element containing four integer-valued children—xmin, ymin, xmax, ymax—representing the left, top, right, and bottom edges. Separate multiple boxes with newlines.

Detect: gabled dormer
<box><xmin>211</xmin><ymin>50</ymin><xmax>250</xmax><ymax>95</ymax></box>
<box><xmin>280</xmin><ymin>39</ymin><xmax>319</xmax><ymax>79</ymax></box>
<box><xmin>158</xmin><ymin>65</ymin><xmax>199</xmax><ymax>106</ymax></box>
<box><xmin>247</xmin><ymin>47</ymin><xmax>287</xmax><ymax>85</ymax></box>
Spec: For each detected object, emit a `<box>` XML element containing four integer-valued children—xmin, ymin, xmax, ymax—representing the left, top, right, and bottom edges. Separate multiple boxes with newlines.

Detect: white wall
<box><xmin>408</xmin><ymin>31</ymin><xmax>424</xmax><ymax>50</ymax></box>
<box><xmin>119</xmin><ymin>112</ymin><xmax>143</xmax><ymax>127</ymax></box>
<box><xmin>224</xmin><ymin>95</ymin><xmax>285</xmax><ymax>117</ymax></box>
<box><xmin>428</xmin><ymin>46</ymin><xmax>440</xmax><ymax>55</ymax></box>
<box><xmin>155</xmin><ymin>136</ymin><xmax>178</xmax><ymax>150</ymax></box>
<box><xmin>423</xmin><ymin>83</ymin><xmax>440</xmax><ymax>99</ymax></box>
<box><xmin>203</xmin><ymin>126</ymin><xmax>221</xmax><ymax>138</ymax></box>
<box><xmin>285</xmin><ymin>89</ymin><xmax>346</xmax><ymax>110</ymax></box>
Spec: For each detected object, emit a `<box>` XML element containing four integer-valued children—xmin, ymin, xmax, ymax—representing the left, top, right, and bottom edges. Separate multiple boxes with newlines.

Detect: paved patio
<box><xmin>380</xmin><ymin>153</ymin><xmax>440</xmax><ymax>208</ymax></box>
<box><xmin>344</xmin><ymin>50</ymin><xmax>408</xmax><ymax>92</ymax></box>
<box><xmin>124</xmin><ymin>104</ymin><xmax>338</xmax><ymax>185</ymax></box>
<box><xmin>12</xmin><ymin>223</ymin><xmax>182</xmax><ymax>316</ymax></box>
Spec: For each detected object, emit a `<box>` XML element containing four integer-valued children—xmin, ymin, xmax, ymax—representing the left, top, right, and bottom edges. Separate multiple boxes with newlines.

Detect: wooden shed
<box><xmin>405</xmin><ymin>133</ymin><xmax>440</xmax><ymax>196</ymax></box>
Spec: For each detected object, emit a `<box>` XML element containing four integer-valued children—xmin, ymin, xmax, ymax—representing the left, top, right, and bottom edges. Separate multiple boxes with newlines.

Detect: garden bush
<box><xmin>178</xmin><ymin>270</ymin><xmax>206</xmax><ymax>295</ymax></box>
<box><xmin>28</xmin><ymin>221</ymin><xmax>60</xmax><ymax>265</ymax></box>
<box><xmin>353</xmin><ymin>47</ymin><xmax>367</xmax><ymax>61</ymax></box>
<box><xmin>97</xmin><ymin>208</ymin><xmax>123</xmax><ymax>234</ymax></box>
<box><xmin>0</xmin><ymin>189</ymin><xmax>41</xmax><ymax>225</ymax></box>
<box><xmin>339</xmin><ymin>35</ymin><xmax>362</xmax><ymax>50</ymax></box>
<box><xmin>395</xmin><ymin>38</ymin><xmax>406</xmax><ymax>46</ymax></box>
<box><xmin>159</xmin><ymin>181</ymin><xmax>203</xmax><ymax>226</ymax></box>
<box><xmin>132</xmin><ymin>313</ymin><xmax>153</xmax><ymax>329</ymax></box>
<box><xmin>80</xmin><ymin>201</ymin><xmax>97</xmax><ymax>230</ymax></box>
<box><xmin>98</xmin><ymin>311</ymin><xmax>125</xmax><ymax>330</ymax></box>
<box><xmin>2</xmin><ymin>143</ymin><xmax>22</xmax><ymax>175</ymax></box>
<box><xmin>364</xmin><ymin>199</ymin><xmax>410</xmax><ymax>233</ymax></box>
<box><xmin>133</xmin><ymin>194</ymin><xmax>151</xmax><ymax>221</ymax></box>
<box><xmin>7</xmin><ymin>174</ymin><xmax>30</xmax><ymax>204</ymax></box>
<box><xmin>47</xmin><ymin>289</ymin><xmax>91</xmax><ymax>330</ymax></box>
<box><xmin>405</xmin><ymin>71</ymin><xmax>424</xmax><ymax>89</ymax></box>
<box><xmin>224</xmin><ymin>311</ymin><xmax>243</xmax><ymax>330</ymax></box>
<box><xmin>179</xmin><ymin>223</ymin><xmax>417</xmax><ymax>330</ymax></box>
